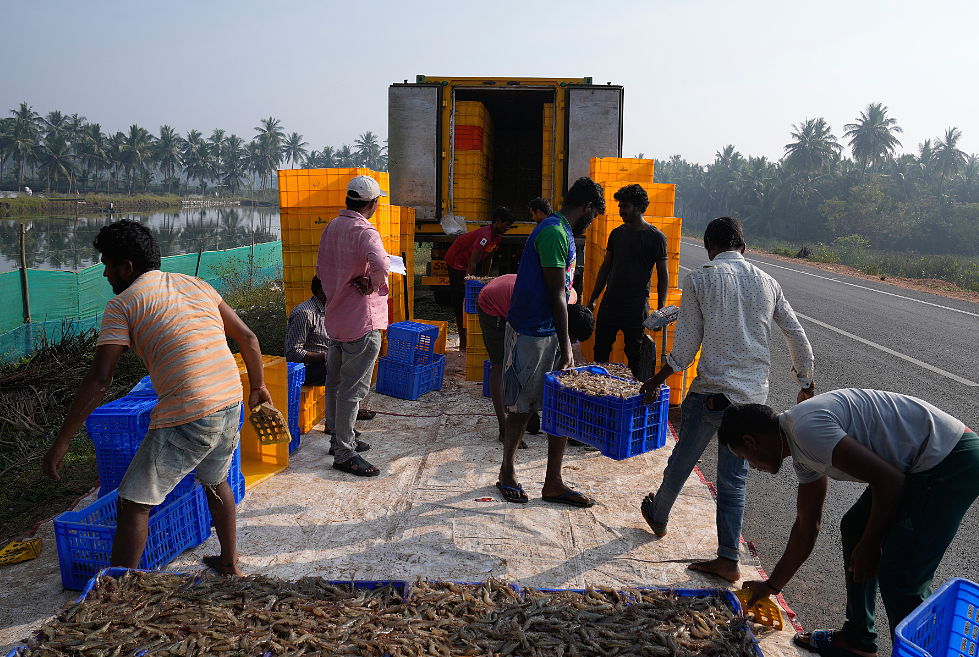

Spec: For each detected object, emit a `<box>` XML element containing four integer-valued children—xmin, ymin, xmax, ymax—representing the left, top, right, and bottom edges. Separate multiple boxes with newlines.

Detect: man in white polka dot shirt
<box><xmin>638</xmin><ymin>216</ymin><xmax>815</xmax><ymax>582</ymax></box>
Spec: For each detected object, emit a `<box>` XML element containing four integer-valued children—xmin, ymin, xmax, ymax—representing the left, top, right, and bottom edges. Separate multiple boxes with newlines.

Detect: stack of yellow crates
<box><xmin>580</xmin><ymin>157</ymin><xmax>698</xmax><ymax>405</ymax></box>
<box><xmin>464</xmin><ymin>312</ymin><xmax>488</xmax><ymax>381</ymax></box>
<box><xmin>278</xmin><ymin>167</ymin><xmax>413</xmax><ymax>428</ymax></box>
<box><xmin>542</xmin><ymin>103</ymin><xmax>554</xmax><ymax>203</ymax></box>
<box><xmin>399</xmin><ymin>206</ymin><xmax>416</xmax><ymax>320</ymax></box>
<box><xmin>453</xmin><ymin>101</ymin><xmax>493</xmax><ymax>224</ymax></box>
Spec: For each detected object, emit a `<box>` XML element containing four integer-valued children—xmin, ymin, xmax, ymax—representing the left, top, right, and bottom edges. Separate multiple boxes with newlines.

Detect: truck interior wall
<box><xmin>455</xmin><ymin>90</ymin><xmax>552</xmax><ymax>224</ymax></box>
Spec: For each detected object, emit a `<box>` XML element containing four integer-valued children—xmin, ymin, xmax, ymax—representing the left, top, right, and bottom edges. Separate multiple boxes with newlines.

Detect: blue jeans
<box><xmin>324</xmin><ymin>330</ymin><xmax>382</xmax><ymax>462</ymax></box>
<box><xmin>649</xmin><ymin>392</ymin><xmax>748</xmax><ymax>562</ymax></box>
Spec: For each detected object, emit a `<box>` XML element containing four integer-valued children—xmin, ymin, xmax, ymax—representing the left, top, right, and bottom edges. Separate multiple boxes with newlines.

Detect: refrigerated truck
<box><xmin>388</xmin><ymin>76</ymin><xmax>624</xmax><ymax>295</ymax></box>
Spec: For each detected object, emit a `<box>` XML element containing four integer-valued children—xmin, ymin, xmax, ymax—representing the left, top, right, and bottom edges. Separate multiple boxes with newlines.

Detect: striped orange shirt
<box><xmin>98</xmin><ymin>271</ymin><xmax>242</xmax><ymax>429</ymax></box>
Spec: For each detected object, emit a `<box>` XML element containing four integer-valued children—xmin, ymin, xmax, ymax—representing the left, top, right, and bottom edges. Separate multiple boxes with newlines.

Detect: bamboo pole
<box><xmin>19</xmin><ymin>224</ymin><xmax>31</xmax><ymax>324</ymax></box>
<box><xmin>195</xmin><ymin>247</ymin><xmax>203</xmax><ymax>277</ymax></box>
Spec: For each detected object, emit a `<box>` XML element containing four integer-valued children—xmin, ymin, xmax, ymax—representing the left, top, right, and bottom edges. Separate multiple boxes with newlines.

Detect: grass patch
<box><xmin>0</xmin><ymin>193</ymin><xmax>181</xmax><ymax>219</ymax></box>
<box><xmin>0</xmin><ymin>325</ymin><xmax>147</xmax><ymax>542</ymax></box>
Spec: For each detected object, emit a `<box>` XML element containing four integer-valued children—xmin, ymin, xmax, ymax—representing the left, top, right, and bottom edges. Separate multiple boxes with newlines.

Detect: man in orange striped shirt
<box><xmin>42</xmin><ymin>219</ymin><xmax>271</xmax><ymax>576</ymax></box>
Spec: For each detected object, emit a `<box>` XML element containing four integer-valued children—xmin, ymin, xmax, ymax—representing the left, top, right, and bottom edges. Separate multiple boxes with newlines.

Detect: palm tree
<box><xmin>843</xmin><ymin>103</ymin><xmax>903</xmax><ymax>177</ymax></box>
<box><xmin>337</xmin><ymin>144</ymin><xmax>356</xmax><ymax>167</ymax></box>
<box><xmin>77</xmin><ymin>123</ymin><xmax>107</xmax><ymax>193</ymax></box>
<box><xmin>355</xmin><ymin>131</ymin><xmax>382</xmax><ymax>169</ymax></box>
<box><xmin>318</xmin><ymin>145</ymin><xmax>336</xmax><ymax>168</ymax></box>
<box><xmin>154</xmin><ymin>125</ymin><xmax>184</xmax><ymax>194</ymax></box>
<box><xmin>43</xmin><ymin>110</ymin><xmax>68</xmax><ymax>139</ymax></box>
<box><xmin>184</xmin><ymin>137</ymin><xmax>216</xmax><ymax>196</ymax></box>
<box><xmin>208</xmin><ymin>129</ymin><xmax>226</xmax><ymax>195</ymax></box>
<box><xmin>67</xmin><ymin>113</ymin><xmax>86</xmax><ymax>144</ymax></box>
<box><xmin>9</xmin><ymin>102</ymin><xmax>41</xmax><ymax>189</ymax></box>
<box><xmin>933</xmin><ymin>127</ymin><xmax>967</xmax><ymax>206</ymax></box>
<box><xmin>38</xmin><ymin>133</ymin><xmax>76</xmax><ymax>193</ymax></box>
<box><xmin>121</xmin><ymin>124</ymin><xmax>154</xmax><ymax>194</ymax></box>
<box><xmin>221</xmin><ymin>134</ymin><xmax>248</xmax><ymax>195</ymax></box>
<box><xmin>107</xmin><ymin>131</ymin><xmax>126</xmax><ymax>192</ymax></box>
<box><xmin>284</xmin><ymin>132</ymin><xmax>308</xmax><ymax>169</ymax></box>
<box><xmin>783</xmin><ymin>118</ymin><xmax>842</xmax><ymax>174</ymax></box>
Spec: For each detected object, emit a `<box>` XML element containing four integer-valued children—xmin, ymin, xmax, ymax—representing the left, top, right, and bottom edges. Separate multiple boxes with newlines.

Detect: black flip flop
<box><xmin>329</xmin><ymin>439</ymin><xmax>371</xmax><ymax>456</ymax></box>
<box><xmin>357</xmin><ymin>409</ymin><xmax>377</xmax><ymax>421</ymax></box>
<box><xmin>542</xmin><ymin>491</ymin><xmax>596</xmax><ymax>508</ymax></box>
<box><xmin>333</xmin><ymin>453</ymin><xmax>379</xmax><ymax>477</ymax></box>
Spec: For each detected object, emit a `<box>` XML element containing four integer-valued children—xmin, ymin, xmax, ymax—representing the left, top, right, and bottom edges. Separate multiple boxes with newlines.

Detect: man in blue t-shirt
<box><xmin>497</xmin><ymin>176</ymin><xmax>605</xmax><ymax>507</ymax></box>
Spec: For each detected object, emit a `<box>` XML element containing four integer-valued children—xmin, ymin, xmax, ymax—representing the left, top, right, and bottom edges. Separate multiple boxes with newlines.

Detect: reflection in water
<box><xmin>0</xmin><ymin>206</ymin><xmax>281</xmax><ymax>273</ymax></box>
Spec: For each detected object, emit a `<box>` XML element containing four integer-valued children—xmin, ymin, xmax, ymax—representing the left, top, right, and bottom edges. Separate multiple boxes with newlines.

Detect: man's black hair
<box><xmin>567</xmin><ymin>303</ymin><xmax>595</xmax><ymax>342</ymax></box>
<box><xmin>717</xmin><ymin>403</ymin><xmax>780</xmax><ymax>450</ymax></box>
<box><xmin>346</xmin><ymin>197</ymin><xmax>372</xmax><ymax>211</ymax></box>
<box><xmin>704</xmin><ymin>216</ymin><xmax>745</xmax><ymax>251</ymax></box>
<box><xmin>529</xmin><ymin>197</ymin><xmax>552</xmax><ymax>215</ymax></box>
<box><xmin>93</xmin><ymin>219</ymin><xmax>161</xmax><ymax>272</ymax></box>
<box><xmin>311</xmin><ymin>275</ymin><xmax>322</xmax><ymax>295</ymax></box>
<box><xmin>564</xmin><ymin>177</ymin><xmax>606</xmax><ymax>214</ymax></box>
<box><xmin>613</xmin><ymin>184</ymin><xmax>649</xmax><ymax>214</ymax></box>
<box><xmin>493</xmin><ymin>206</ymin><xmax>515</xmax><ymax>224</ymax></box>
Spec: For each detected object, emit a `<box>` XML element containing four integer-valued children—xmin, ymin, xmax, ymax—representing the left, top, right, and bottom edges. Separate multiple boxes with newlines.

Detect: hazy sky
<box><xmin>3</xmin><ymin>0</ymin><xmax>977</xmax><ymax>166</ymax></box>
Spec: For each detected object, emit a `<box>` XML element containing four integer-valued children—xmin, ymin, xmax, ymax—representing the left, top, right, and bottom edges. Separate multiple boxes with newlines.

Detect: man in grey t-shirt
<box><xmin>717</xmin><ymin>390</ymin><xmax>978</xmax><ymax>657</ymax></box>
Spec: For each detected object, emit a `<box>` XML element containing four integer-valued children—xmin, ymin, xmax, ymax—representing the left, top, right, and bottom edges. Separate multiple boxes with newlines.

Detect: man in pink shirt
<box><xmin>316</xmin><ymin>176</ymin><xmax>390</xmax><ymax>477</ymax></box>
<box><xmin>445</xmin><ymin>207</ymin><xmax>514</xmax><ymax>350</ymax></box>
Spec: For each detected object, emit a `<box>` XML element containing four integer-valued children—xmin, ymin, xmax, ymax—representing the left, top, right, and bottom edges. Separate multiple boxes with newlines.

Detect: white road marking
<box><xmin>679</xmin><ymin>238</ymin><xmax>979</xmax><ymax>318</ymax></box>
<box><xmin>677</xmin><ymin>245</ymin><xmax>977</xmax><ymax>386</ymax></box>
<box><xmin>795</xmin><ymin>313</ymin><xmax>978</xmax><ymax>387</ymax></box>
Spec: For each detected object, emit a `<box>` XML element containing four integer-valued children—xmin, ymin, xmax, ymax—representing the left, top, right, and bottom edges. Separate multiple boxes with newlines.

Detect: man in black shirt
<box><xmin>585</xmin><ymin>184</ymin><xmax>669</xmax><ymax>380</ymax></box>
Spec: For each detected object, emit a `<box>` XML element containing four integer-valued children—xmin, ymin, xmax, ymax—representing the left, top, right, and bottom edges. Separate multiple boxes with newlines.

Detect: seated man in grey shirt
<box><xmin>285</xmin><ymin>276</ymin><xmax>375</xmax><ymax>422</ymax></box>
<box><xmin>719</xmin><ymin>389</ymin><xmax>978</xmax><ymax>657</ymax></box>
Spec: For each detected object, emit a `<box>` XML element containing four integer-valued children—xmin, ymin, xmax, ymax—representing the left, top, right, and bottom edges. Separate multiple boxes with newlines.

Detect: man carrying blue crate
<box><xmin>445</xmin><ymin>206</ymin><xmax>515</xmax><ymax>351</ymax></box>
<box><xmin>585</xmin><ymin>183</ymin><xmax>670</xmax><ymax>381</ymax></box>
<box><xmin>284</xmin><ymin>275</ymin><xmax>376</xmax><ymax>429</ymax></box>
<box><xmin>316</xmin><ymin>175</ymin><xmax>390</xmax><ymax>477</ymax></box>
<box><xmin>638</xmin><ymin>216</ymin><xmax>815</xmax><ymax>582</ymax></box>
<box><xmin>42</xmin><ymin>219</ymin><xmax>271</xmax><ymax>576</ymax></box>
<box><xmin>497</xmin><ymin>176</ymin><xmax>603</xmax><ymax>506</ymax></box>
<box><xmin>719</xmin><ymin>391</ymin><xmax>979</xmax><ymax>657</ymax></box>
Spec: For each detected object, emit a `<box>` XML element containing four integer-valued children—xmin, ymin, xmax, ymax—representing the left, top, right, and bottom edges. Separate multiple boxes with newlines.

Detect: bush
<box><xmin>212</xmin><ymin>253</ymin><xmax>287</xmax><ymax>357</ymax></box>
<box><xmin>831</xmin><ymin>234</ymin><xmax>871</xmax><ymax>268</ymax></box>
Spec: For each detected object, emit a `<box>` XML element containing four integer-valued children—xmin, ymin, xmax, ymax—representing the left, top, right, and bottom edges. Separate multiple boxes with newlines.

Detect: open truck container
<box><xmin>388</xmin><ymin>76</ymin><xmax>623</xmax><ymax>298</ymax></box>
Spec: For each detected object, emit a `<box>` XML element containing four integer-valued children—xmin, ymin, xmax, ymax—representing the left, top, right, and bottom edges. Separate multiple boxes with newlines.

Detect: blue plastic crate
<box><xmin>894</xmin><ymin>578</ymin><xmax>979</xmax><ymax>657</ymax></box>
<box><xmin>464</xmin><ymin>279</ymin><xmax>487</xmax><ymax>314</ymax></box>
<box><xmin>482</xmin><ymin>359</ymin><xmax>492</xmax><ymax>397</ymax></box>
<box><xmin>541</xmin><ymin>365</ymin><xmax>670</xmax><ymax>460</ymax></box>
<box><xmin>287</xmin><ymin>362</ymin><xmax>306</xmax><ymax>453</ymax></box>
<box><xmin>53</xmin><ymin>485</ymin><xmax>211</xmax><ymax>590</ymax></box>
<box><xmin>88</xmin><ymin>397</ymin><xmax>245</xmax><ymax>504</ymax></box>
<box><xmin>386</xmin><ymin>321</ymin><xmax>439</xmax><ymax>365</ymax></box>
<box><xmin>127</xmin><ymin>374</ymin><xmax>156</xmax><ymax>397</ymax></box>
<box><xmin>376</xmin><ymin>354</ymin><xmax>445</xmax><ymax>400</ymax></box>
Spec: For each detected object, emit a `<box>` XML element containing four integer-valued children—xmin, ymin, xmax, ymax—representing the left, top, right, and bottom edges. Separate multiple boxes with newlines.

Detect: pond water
<box><xmin>0</xmin><ymin>205</ymin><xmax>281</xmax><ymax>273</ymax></box>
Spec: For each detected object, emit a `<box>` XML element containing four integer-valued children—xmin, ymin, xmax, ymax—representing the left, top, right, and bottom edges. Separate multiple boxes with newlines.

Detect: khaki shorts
<box><xmin>502</xmin><ymin>324</ymin><xmax>561</xmax><ymax>414</ymax></box>
<box><xmin>117</xmin><ymin>402</ymin><xmax>241</xmax><ymax>506</ymax></box>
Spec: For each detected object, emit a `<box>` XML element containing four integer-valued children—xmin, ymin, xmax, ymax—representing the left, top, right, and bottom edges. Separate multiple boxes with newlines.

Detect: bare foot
<box><xmin>688</xmin><ymin>557</ymin><xmax>741</xmax><ymax>582</ymax></box>
<box><xmin>203</xmin><ymin>555</ymin><xmax>243</xmax><ymax>576</ymax></box>
<box><xmin>794</xmin><ymin>630</ymin><xmax>877</xmax><ymax>657</ymax></box>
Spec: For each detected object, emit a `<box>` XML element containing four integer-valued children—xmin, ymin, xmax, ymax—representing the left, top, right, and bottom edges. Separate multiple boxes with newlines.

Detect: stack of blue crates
<box><xmin>286</xmin><ymin>362</ymin><xmax>305</xmax><ymax>453</ymax></box>
<box><xmin>376</xmin><ymin>322</ymin><xmax>446</xmax><ymax>400</ymax></box>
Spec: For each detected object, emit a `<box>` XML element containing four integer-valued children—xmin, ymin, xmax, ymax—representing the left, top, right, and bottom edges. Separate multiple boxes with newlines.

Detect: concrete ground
<box><xmin>1</xmin><ymin>339</ymin><xmax>807</xmax><ymax>656</ymax></box>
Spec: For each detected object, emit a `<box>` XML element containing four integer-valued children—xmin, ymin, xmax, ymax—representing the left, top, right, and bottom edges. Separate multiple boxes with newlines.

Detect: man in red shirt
<box><xmin>445</xmin><ymin>206</ymin><xmax>514</xmax><ymax>350</ymax></box>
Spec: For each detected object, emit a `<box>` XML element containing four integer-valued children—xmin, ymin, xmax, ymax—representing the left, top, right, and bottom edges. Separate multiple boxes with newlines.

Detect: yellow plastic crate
<box><xmin>298</xmin><ymin>386</ymin><xmax>325</xmax><ymax>434</ymax></box>
<box><xmin>465</xmin><ymin>347</ymin><xmax>489</xmax><ymax>381</ymax></box>
<box><xmin>280</xmin><ymin>206</ymin><xmax>340</xmax><ymax>251</ymax></box>
<box><xmin>412</xmin><ymin>320</ymin><xmax>447</xmax><ymax>355</ymax></box>
<box><xmin>590</xmin><ymin>157</ymin><xmax>655</xmax><ymax>184</ymax></box>
<box><xmin>233</xmin><ymin>354</ymin><xmax>290</xmax><ymax>489</ymax></box>
<box><xmin>278</xmin><ymin>168</ymin><xmax>390</xmax><ymax>209</ymax></box>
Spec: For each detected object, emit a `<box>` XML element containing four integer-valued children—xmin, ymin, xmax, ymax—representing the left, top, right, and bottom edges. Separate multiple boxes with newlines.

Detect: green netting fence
<box><xmin>0</xmin><ymin>241</ymin><xmax>282</xmax><ymax>363</ymax></box>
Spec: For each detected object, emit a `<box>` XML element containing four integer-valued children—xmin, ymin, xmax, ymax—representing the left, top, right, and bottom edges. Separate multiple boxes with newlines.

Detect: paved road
<box><xmin>673</xmin><ymin>238</ymin><xmax>979</xmax><ymax>653</ymax></box>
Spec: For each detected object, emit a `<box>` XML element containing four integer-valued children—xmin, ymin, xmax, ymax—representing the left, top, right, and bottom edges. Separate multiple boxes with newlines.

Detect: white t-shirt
<box><xmin>781</xmin><ymin>389</ymin><xmax>966</xmax><ymax>485</ymax></box>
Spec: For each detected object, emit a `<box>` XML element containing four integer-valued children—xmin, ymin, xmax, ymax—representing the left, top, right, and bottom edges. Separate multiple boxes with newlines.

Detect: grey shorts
<box><xmin>502</xmin><ymin>324</ymin><xmax>561</xmax><ymax>414</ymax></box>
<box><xmin>117</xmin><ymin>402</ymin><xmax>242</xmax><ymax>506</ymax></box>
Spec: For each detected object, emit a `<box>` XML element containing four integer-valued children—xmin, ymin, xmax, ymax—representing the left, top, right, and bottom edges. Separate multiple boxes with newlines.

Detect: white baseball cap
<box><xmin>346</xmin><ymin>175</ymin><xmax>387</xmax><ymax>202</ymax></box>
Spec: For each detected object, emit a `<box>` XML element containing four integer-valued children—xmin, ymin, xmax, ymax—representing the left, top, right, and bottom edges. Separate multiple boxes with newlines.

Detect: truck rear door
<box><xmin>566</xmin><ymin>86</ymin><xmax>624</xmax><ymax>184</ymax></box>
<box><xmin>389</xmin><ymin>84</ymin><xmax>441</xmax><ymax>220</ymax></box>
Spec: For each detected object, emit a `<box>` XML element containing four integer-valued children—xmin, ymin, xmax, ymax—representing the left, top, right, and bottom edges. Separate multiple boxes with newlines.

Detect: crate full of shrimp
<box><xmin>542</xmin><ymin>365</ymin><xmax>670</xmax><ymax>460</ymax></box>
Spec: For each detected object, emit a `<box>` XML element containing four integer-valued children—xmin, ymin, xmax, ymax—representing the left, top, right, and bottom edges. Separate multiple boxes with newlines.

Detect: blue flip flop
<box><xmin>496</xmin><ymin>481</ymin><xmax>529</xmax><ymax>503</ymax></box>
